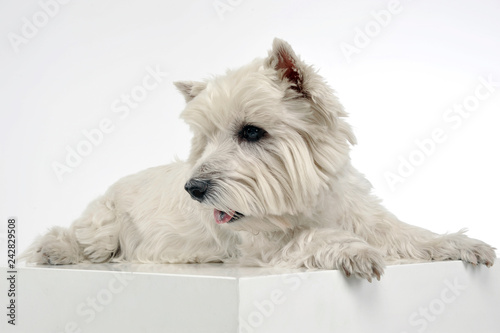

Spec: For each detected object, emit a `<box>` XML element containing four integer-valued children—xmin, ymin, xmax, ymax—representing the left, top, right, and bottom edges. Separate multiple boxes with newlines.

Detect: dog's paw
<box><xmin>20</xmin><ymin>227</ymin><xmax>81</xmax><ymax>265</ymax></box>
<box><xmin>36</xmin><ymin>243</ymin><xmax>79</xmax><ymax>265</ymax></box>
<box><xmin>435</xmin><ymin>232</ymin><xmax>496</xmax><ymax>267</ymax></box>
<box><xmin>81</xmin><ymin>244</ymin><xmax>117</xmax><ymax>263</ymax></box>
<box><xmin>458</xmin><ymin>240</ymin><xmax>496</xmax><ymax>267</ymax></box>
<box><xmin>336</xmin><ymin>245</ymin><xmax>385</xmax><ymax>282</ymax></box>
<box><xmin>306</xmin><ymin>242</ymin><xmax>385</xmax><ymax>282</ymax></box>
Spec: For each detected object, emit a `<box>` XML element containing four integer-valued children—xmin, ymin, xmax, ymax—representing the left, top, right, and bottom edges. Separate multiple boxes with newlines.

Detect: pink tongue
<box><xmin>214</xmin><ymin>209</ymin><xmax>235</xmax><ymax>224</ymax></box>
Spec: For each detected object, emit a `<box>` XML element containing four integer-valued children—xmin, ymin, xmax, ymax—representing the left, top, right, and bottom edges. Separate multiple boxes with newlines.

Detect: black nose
<box><xmin>184</xmin><ymin>179</ymin><xmax>210</xmax><ymax>202</ymax></box>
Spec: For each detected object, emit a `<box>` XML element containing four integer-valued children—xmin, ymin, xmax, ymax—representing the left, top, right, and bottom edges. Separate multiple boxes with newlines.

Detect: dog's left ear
<box><xmin>174</xmin><ymin>81</ymin><xmax>207</xmax><ymax>102</ymax></box>
<box><xmin>266</xmin><ymin>38</ymin><xmax>305</xmax><ymax>95</ymax></box>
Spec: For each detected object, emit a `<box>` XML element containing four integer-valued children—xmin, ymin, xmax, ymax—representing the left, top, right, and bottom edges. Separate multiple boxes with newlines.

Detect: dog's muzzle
<box><xmin>184</xmin><ymin>179</ymin><xmax>210</xmax><ymax>202</ymax></box>
<box><xmin>184</xmin><ymin>178</ymin><xmax>245</xmax><ymax>224</ymax></box>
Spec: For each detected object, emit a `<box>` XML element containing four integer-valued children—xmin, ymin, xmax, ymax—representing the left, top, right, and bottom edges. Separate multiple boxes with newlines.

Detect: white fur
<box><xmin>22</xmin><ymin>39</ymin><xmax>496</xmax><ymax>282</ymax></box>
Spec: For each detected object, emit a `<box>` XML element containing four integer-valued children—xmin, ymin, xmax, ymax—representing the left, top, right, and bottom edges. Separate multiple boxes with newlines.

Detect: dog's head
<box><xmin>175</xmin><ymin>38</ymin><xmax>355</xmax><ymax>232</ymax></box>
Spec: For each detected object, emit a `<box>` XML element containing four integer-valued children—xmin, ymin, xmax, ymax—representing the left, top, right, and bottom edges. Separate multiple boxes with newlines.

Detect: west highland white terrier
<box><xmin>23</xmin><ymin>38</ymin><xmax>496</xmax><ymax>281</ymax></box>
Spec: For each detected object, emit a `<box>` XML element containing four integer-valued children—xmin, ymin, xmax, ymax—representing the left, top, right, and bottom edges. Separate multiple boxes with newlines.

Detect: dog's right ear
<box><xmin>174</xmin><ymin>81</ymin><xmax>207</xmax><ymax>102</ymax></box>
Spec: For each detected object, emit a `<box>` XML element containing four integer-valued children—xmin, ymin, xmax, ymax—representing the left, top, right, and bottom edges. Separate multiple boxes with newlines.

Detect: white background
<box><xmin>1</xmin><ymin>0</ymin><xmax>499</xmax><ymax>257</ymax></box>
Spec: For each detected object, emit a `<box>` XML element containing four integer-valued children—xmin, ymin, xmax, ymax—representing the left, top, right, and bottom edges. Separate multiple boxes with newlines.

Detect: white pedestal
<box><xmin>1</xmin><ymin>261</ymin><xmax>499</xmax><ymax>333</ymax></box>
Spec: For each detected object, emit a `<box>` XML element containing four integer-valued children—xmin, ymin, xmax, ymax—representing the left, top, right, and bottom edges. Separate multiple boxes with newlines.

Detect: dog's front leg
<box><xmin>378</xmin><ymin>222</ymin><xmax>497</xmax><ymax>266</ymax></box>
<box><xmin>242</xmin><ymin>229</ymin><xmax>385</xmax><ymax>282</ymax></box>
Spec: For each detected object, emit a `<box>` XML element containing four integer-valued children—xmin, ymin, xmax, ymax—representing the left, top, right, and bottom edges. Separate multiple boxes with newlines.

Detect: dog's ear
<box><xmin>174</xmin><ymin>81</ymin><xmax>207</xmax><ymax>102</ymax></box>
<box><xmin>266</xmin><ymin>38</ymin><xmax>305</xmax><ymax>94</ymax></box>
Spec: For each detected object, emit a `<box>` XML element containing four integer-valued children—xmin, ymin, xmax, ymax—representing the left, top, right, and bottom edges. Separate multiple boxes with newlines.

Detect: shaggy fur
<box><xmin>22</xmin><ymin>39</ymin><xmax>496</xmax><ymax>282</ymax></box>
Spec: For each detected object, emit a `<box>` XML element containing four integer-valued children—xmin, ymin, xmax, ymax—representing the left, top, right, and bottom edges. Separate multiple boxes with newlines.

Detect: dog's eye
<box><xmin>240</xmin><ymin>125</ymin><xmax>266</xmax><ymax>142</ymax></box>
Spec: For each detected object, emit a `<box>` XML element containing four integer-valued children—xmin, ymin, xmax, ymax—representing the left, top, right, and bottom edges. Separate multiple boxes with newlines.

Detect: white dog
<box><xmin>23</xmin><ymin>38</ymin><xmax>495</xmax><ymax>281</ymax></box>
